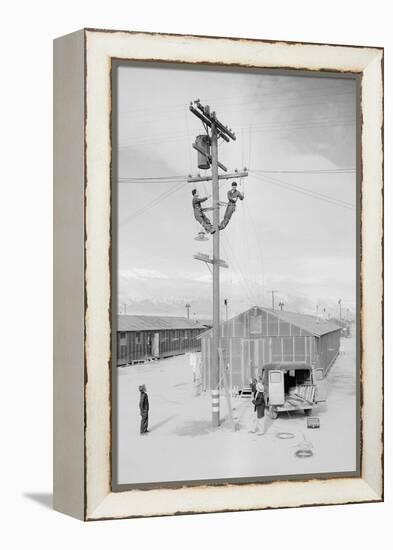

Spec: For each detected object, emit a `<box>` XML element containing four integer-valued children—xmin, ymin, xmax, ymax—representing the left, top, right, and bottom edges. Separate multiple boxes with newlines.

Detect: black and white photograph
<box><xmin>113</xmin><ymin>62</ymin><xmax>358</xmax><ymax>487</ymax></box>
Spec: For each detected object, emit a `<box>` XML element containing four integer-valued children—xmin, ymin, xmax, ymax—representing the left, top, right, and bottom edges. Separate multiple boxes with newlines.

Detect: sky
<box><xmin>115</xmin><ymin>63</ymin><xmax>357</xmax><ymax>321</ymax></box>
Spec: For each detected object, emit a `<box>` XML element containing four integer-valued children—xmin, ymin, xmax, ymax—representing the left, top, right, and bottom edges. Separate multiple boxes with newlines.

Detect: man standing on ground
<box><xmin>250</xmin><ymin>380</ymin><xmax>266</xmax><ymax>435</ymax></box>
<box><xmin>139</xmin><ymin>384</ymin><xmax>149</xmax><ymax>435</ymax></box>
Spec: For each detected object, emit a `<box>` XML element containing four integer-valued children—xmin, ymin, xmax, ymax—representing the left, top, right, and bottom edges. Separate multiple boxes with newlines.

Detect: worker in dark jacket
<box><xmin>250</xmin><ymin>381</ymin><xmax>266</xmax><ymax>435</ymax></box>
<box><xmin>219</xmin><ymin>181</ymin><xmax>244</xmax><ymax>230</ymax></box>
<box><xmin>250</xmin><ymin>377</ymin><xmax>257</xmax><ymax>398</ymax></box>
<box><xmin>139</xmin><ymin>384</ymin><xmax>149</xmax><ymax>435</ymax></box>
<box><xmin>192</xmin><ymin>189</ymin><xmax>215</xmax><ymax>234</ymax></box>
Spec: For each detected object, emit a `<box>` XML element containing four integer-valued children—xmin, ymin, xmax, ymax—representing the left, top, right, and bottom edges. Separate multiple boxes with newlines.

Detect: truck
<box><xmin>259</xmin><ymin>362</ymin><xmax>327</xmax><ymax>419</ymax></box>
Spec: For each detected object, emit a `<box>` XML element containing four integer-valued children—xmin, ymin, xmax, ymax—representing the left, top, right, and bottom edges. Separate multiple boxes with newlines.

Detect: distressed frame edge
<box><xmin>81</xmin><ymin>30</ymin><xmax>383</xmax><ymax>521</ymax></box>
<box><xmin>53</xmin><ymin>29</ymin><xmax>86</xmax><ymax>520</ymax></box>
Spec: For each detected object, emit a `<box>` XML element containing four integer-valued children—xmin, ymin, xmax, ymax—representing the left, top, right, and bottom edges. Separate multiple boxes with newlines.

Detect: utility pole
<box><xmin>338</xmin><ymin>298</ymin><xmax>342</xmax><ymax>320</ymax></box>
<box><xmin>189</xmin><ymin>100</ymin><xmax>246</xmax><ymax>428</ymax></box>
<box><xmin>185</xmin><ymin>303</ymin><xmax>191</xmax><ymax>320</ymax></box>
<box><xmin>211</xmin><ymin>121</ymin><xmax>220</xmax><ymax>427</ymax></box>
<box><xmin>268</xmin><ymin>290</ymin><xmax>278</xmax><ymax>310</ymax></box>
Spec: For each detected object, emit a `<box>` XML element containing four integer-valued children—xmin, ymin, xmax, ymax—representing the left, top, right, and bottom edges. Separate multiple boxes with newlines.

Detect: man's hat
<box><xmin>192</xmin><ymin>188</ymin><xmax>197</xmax><ymax>195</ymax></box>
<box><xmin>232</xmin><ymin>181</ymin><xmax>237</xmax><ymax>186</ymax></box>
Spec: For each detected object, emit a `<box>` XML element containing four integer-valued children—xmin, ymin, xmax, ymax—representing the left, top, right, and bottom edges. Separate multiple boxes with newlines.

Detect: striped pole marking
<box><xmin>212</xmin><ymin>389</ymin><xmax>220</xmax><ymax>423</ymax></box>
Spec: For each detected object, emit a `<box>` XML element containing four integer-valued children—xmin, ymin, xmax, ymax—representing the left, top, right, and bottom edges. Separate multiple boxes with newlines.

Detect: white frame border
<box><xmin>84</xmin><ymin>29</ymin><xmax>383</xmax><ymax>520</ymax></box>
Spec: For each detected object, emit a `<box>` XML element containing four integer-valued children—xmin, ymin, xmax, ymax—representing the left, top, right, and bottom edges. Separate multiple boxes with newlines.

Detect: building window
<box><xmin>119</xmin><ymin>332</ymin><xmax>126</xmax><ymax>341</ymax></box>
<box><xmin>250</xmin><ymin>314</ymin><xmax>262</xmax><ymax>334</ymax></box>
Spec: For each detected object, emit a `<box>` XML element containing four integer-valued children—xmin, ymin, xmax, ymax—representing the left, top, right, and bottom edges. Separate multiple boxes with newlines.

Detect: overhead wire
<box><xmin>245</xmin><ymin>129</ymin><xmax>265</xmax><ymax>300</ymax></box>
<box><xmin>118</xmin><ymin>175</ymin><xmax>186</xmax><ymax>182</ymax></box>
<box><xmin>243</xmin><ymin>198</ymin><xmax>266</xmax><ymax>305</ymax></box>
<box><xmin>260</xmin><ymin>172</ymin><xmax>355</xmax><ymax>208</ymax></box>
<box><xmin>116</xmin><ymin>167</ymin><xmax>355</xmax><ymax>184</ymax></box>
<box><xmin>184</xmin><ymin>105</ymin><xmax>193</xmax><ymax>175</ymax></box>
<box><xmin>241</xmin><ymin>185</ymin><xmax>265</xmax><ymax>306</ymax></box>
<box><xmin>218</xmin><ymin>175</ymin><xmax>260</xmax><ymax>306</ymax></box>
<box><xmin>239</xmin><ymin>139</ymin><xmax>260</xmax><ymax>304</ymax></box>
<box><xmin>118</xmin><ymin>96</ymin><xmax>355</xmax><ymax>142</ymax></box>
<box><xmin>119</xmin><ymin>85</ymin><xmax>354</xmax><ymax>119</ymax></box>
<box><xmin>221</xmin><ymin>234</ymin><xmax>259</xmax><ymax>306</ymax></box>
<box><xmin>238</xmin><ymin>146</ymin><xmax>252</xmax><ymax>301</ymax></box>
<box><xmin>119</xmin><ymin>179</ymin><xmax>187</xmax><ymax>226</ymax></box>
<box><xmin>248</xmin><ymin>172</ymin><xmax>355</xmax><ymax>210</ymax></box>
<box><xmin>118</xmin><ymin>115</ymin><xmax>355</xmax><ymax>148</ymax></box>
<box><xmin>252</xmin><ymin>168</ymin><xmax>355</xmax><ymax>174</ymax></box>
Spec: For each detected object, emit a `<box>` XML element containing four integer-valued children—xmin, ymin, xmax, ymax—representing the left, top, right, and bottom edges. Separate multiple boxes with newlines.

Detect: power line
<box><xmin>221</xmin><ymin>236</ymin><xmax>260</xmax><ymax>306</ymax></box>
<box><xmin>119</xmin><ymin>180</ymin><xmax>186</xmax><ymax>226</ymax></box>
<box><xmin>118</xmin><ymin>115</ymin><xmax>355</xmax><ymax>148</ymax></box>
<box><xmin>243</xmin><ymin>199</ymin><xmax>265</xmax><ymax>301</ymax></box>
<box><xmin>220</xmin><ymin>235</ymin><xmax>254</xmax><ymax>304</ymax></box>
<box><xmin>221</xmin><ymin>221</ymin><xmax>262</xmax><ymax>306</ymax></box>
<box><xmin>252</xmin><ymin>168</ymin><xmax>355</xmax><ymax>174</ymax></box>
<box><xmin>119</xmin><ymin>85</ymin><xmax>354</xmax><ymax>119</ymax></box>
<box><xmin>260</xmin><ymin>173</ymin><xmax>355</xmax><ymax>208</ymax></box>
<box><xmin>117</xmin><ymin>167</ymin><xmax>355</xmax><ymax>184</ymax></box>
<box><xmin>248</xmin><ymin>172</ymin><xmax>355</xmax><ymax>210</ymax></box>
<box><xmin>240</xmin><ymin>194</ymin><xmax>259</xmax><ymax>303</ymax></box>
<box><xmin>118</xmin><ymin>177</ymin><xmax>185</xmax><ymax>181</ymax></box>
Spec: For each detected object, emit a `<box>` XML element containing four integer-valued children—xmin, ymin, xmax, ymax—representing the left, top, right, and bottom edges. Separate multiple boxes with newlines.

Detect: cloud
<box><xmin>120</xmin><ymin>268</ymin><xmax>169</xmax><ymax>281</ymax></box>
<box><xmin>116</xmin><ymin>67</ymin><xmax>357</xmax><ymax>319</ymax></box>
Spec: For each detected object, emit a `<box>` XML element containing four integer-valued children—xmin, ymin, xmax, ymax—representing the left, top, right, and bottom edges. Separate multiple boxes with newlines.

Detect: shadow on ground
<box><xmin>175</xmin><ymin>417</ymin><xmax>240</xmax><ymax>437</ymax></box>
<box><xmin>149</xmin><ymin>415</ymin><xmax>177</xmax><ymax>431</ymax></box>
<box><xmin>175</xmin><ymin>420</ymin><xmax>217</xmax><ymax>437</ymax></box>
<box><xmin>172</xmin><ymin>382</ymin><xmax>188</xmax><ymax>388</ymax></box>
<box><xmin>23</xmin><ymin>493</ymin><xmax>53</xmax><ymax>509</ymax></box>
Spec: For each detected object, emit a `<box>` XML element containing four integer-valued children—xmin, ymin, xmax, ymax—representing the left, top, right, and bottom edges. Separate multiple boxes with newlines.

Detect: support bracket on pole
<box><xmin>188</xmin><ymin>170</ymin><xmax>248</xmax><ymax>184</ymax></box>
<box><xmin>193</xmin><ymin>253</ymin><xmax>229</xmax><ymax>269</ymax></box>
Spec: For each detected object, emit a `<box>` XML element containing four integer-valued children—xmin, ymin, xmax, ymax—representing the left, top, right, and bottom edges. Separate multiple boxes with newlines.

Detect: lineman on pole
<box><xmin>219</xmin><ymin>181</ymin><xmax>244</xmax><ymax>230</ymax></box>
<box><xmin>192</xmin><ymin>189</ymin><xmax>216</xmax><ymax>234</ymax></box>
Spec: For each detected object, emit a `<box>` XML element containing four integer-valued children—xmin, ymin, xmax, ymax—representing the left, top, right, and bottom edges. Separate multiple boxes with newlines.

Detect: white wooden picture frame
<box><xmin>53</xmin><ymin>28</ymin><xmax>383</xmax><ymax>521</ymax></box>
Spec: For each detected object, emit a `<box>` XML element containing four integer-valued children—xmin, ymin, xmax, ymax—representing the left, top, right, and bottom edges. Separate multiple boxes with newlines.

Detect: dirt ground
<box><xmin>116</xmin><ymin>336</ymin><xmax>357</xmax><ymax>485</ymax></box>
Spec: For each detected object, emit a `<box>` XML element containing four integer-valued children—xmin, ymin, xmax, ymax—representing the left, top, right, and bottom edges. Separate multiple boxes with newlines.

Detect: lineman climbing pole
<box><xmin>188</xmin><ymin>100</ymin><xmax>248</xmax><ymax>427</ymax></box>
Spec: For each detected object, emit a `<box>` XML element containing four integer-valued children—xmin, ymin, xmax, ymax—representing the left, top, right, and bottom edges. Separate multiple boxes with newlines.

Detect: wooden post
<box><xmin>219</xmin><ymin>348</ymin><xmax>235</xmax><ymax>430</ymax></box>
<box><xmin>211</xmin><ymin>121</ymin><xmax>220</xmax><ymax>427</ymax></box>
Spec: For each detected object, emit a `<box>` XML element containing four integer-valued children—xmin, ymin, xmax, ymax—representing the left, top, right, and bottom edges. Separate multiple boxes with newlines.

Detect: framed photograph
<box><xmin>53</xmin><ymin>28</ymin><xmax>383</xmax><ymax>520</ymax></box>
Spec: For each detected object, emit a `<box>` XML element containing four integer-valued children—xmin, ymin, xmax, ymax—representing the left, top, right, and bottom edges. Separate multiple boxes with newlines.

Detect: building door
<box><xmin>153</xmin><ymin>332</ymin><xmax>160</xmax><ymax>357</ymax></box>
<box><xmin>314</xmin><ymin>368</ymin><xmax>327</xmax><ymax>402</ymax></box>
<box><xmin>268</xmin><ymin>370</ymin><xmax>285</xmax><ymax>405</ymax></box>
